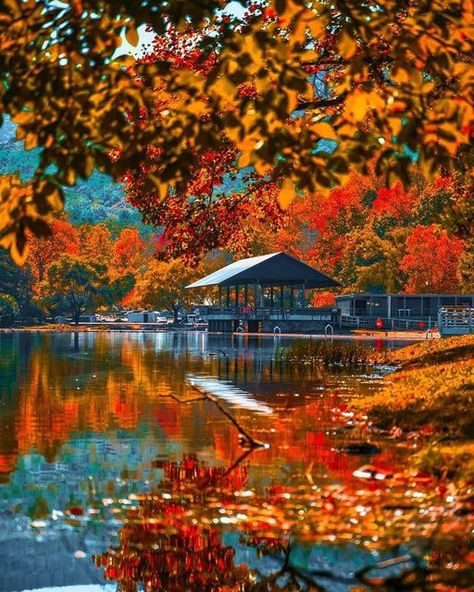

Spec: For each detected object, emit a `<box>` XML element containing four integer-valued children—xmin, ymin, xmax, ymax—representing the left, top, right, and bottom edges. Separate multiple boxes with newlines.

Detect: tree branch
<box><xmin>298</xmin><ymin>92</ymin><xmax>347</xmax><ymax>110</ymax></box>
<box><xmin>159</xmin><ymin>388</ymin><xmax>267</xmax><ymax>449</ymax></box>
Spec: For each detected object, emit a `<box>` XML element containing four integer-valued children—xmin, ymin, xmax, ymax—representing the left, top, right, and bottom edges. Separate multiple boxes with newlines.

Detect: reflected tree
<box><xmin>95</xmin><ymin>454</ymin><xmax>474</xmax><ymax>592</ymax></box>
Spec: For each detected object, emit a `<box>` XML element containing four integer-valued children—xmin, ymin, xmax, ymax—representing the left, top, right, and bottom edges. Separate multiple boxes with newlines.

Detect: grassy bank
<box><xmin>415</xmin><ymin>442</ymin><xmax>474</xmax><ymax>482</ymax></box>
<box><xmin>354</xmin><ymin>335</ymin><xmax>474</xmax><ymax>480</ymax></box>
<box><xmin>359</xmin><ymin>358</ymin><xmax>473</xmax><ymax>437</ymax></box>
<box><xmin>356</xmin><ymin>335</ymin><xmax>474</xmax><ymax>436</ymax></box>
<box><xmin>383</xmin><ymin>333</ymin><xmax>474</xmax><ymax>368</ymax></box>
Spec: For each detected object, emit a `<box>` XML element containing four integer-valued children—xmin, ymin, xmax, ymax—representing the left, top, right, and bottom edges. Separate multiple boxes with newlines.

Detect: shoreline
<box><xmin>0</xmin><ymin>324</ymin><xmax>433</xmax><ymax>340</ymax></box>
<box><xmin>353</xmin><ymin>334</ymin><xmax>474</xmax><ymax>481</ymax></box>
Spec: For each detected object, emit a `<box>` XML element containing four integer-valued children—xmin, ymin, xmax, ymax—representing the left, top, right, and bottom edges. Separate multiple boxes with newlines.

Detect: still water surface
<box><xmin>0</xmin><ymin>332</ymin><xmax>467</xmax><ymax>592</ymax></box>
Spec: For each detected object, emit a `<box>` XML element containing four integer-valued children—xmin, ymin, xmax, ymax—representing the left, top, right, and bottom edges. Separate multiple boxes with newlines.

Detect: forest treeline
<box><xmin>0</xmin><ymin>162</ymin><xmax>471</xmax><ymax>326</ymax></box>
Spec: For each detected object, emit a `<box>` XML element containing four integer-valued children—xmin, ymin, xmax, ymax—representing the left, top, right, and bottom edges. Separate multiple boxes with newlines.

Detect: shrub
<box><xmin>0</xmin><ymin>293</ymin><xmax>19</xmax><ymax>326</ymax></box>
<box><xmin>281</xmin><ymin>339</ymin><xmax>375</xmax><ymax>367</ymax></box>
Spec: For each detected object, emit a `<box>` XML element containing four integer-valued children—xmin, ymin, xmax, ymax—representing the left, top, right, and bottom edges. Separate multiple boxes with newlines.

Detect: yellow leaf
<box><xmin>346</xmin><ymin>90</ymin><xmax>369</xmax><ymax>122</ymax></box>
<box><xmin>225</xmin><ymin>126</ymin><xmax>241</xmax><ymax>143</ymax></box>
<box><xmin>237</xmin><ymin>135</ymin><xmax>258</xmax><ymax>153</ymax></box>
<box><xmin>306</xmin><ymin>14</ymin><xmax>327</xmax><ymax>40</ymax></box>
<box><xmin>391</xmin><ymin>67</ymin><xmax>410</xmax><ymax>83</ymax></box>
<box><xmin>238</xmin><ymin>152</ymin><xmax>253</xmax><ymax>168</ymax></box>
<box><xmin>338</xmin><ymin>31</ymin><xmax>357</xmax><ymax>60</ymax></box>
<box><xmin>149</xmin><ymin>175</ymin><xmax>168</xmax><ymax>200</ymax></box>
<box><xmin>0</xmin><ymin>232</ymin><xmax>29</xmax><ymax>266</ymax></box>
<box><xmin>255</xmin><ymin>159</ymin><xmax>272</xmax><ymax>175</ymax></box>
<box><xmin>65</xmin><ymin>168</ymin><xmax>76</xmax><ymax>186</ymax></box>
<box><xmin>388</xmin><ymin>117</ymin><xmax>403</xmax><ymax>136</ymax></box>
<box><xmin>227</xmin><ymin>59</ymin><xmax>239</xmax><ymax>75</ymax></box>
<box><xmin>278</xmin><ymin>178</ymin><xmax>296</xmax><ymax>209</ymax></box>
<box><xmin>292</xmin><ymin>15</ymin><xmax>307</xmax><ymax>44</ymax></box>
<box><xmin>24</xmin><ymin>133</ymin><xmax>38</xmax><ymax>150</ymax></box>
<box><xmin>125</xmin><ymin>25</ymin><xmax>139</xmax><ymax>47</ymax></box>
<box><xmin>310</xmin><ymin>121</ymin><xmax>337</xmax><ymax>140</ymax></box>
<box><xmin>255</xmin><ymin>75</ymin><xmax>270</xmax><ymax>94</ymax></box>
<box><xmin>368</xmin><ymin>91</ymin><xmax>385</xmax><ymax>111</ymax></box>
<box><xmin>12</xmin><ymin>111</ymin><xmax>35</xmax><ymax>126</ymax></box>
<box><xmin>211</xmin><ymin>75</ymin><xmax>237</xmax><ymax>99</ymax></box>
<box><xmin>286</xmin><ymin>89</ymin><xmax>299</xmax><ymax>113</ymax></box>
<box><xmin>187</xmin><ymin>100</ymin><xmax>208</xmax><ymax>116</ymax></box>
<box><xmin>84</xmin><ymin>155</ymin><xmax>94</xmax><ymax>177</ymax></box>
<box><xmin>46</xmin><ymin>186</ymin><xmax>64</xmax><ymax>211</ymax></box>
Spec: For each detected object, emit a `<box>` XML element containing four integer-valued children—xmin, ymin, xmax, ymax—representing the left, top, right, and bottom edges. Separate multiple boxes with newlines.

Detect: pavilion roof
<box><xmin>186</xmin><ymin>252</ymin><xmax>340</xmax><ymax>289</ymax></box>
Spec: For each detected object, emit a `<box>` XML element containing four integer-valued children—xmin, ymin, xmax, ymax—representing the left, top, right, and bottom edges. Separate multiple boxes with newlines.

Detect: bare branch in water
<box><xmin>159</xmin><ymin>389</ymin><xmax>268</xmax><ymax>449</ymax></box>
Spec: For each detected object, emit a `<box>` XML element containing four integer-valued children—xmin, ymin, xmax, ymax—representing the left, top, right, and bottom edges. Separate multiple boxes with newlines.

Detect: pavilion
<box><xmin>186</xmin><ymin>252</ymin><xmax>340</xmax><ymax>333</ymax></box>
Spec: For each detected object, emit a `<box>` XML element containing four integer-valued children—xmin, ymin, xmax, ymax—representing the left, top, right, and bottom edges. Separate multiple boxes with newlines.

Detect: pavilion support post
<box><xmin>235</xmin><ymin>285</ymin><xmax>239</xmax><ymax>309</ymax></box>
<box><xmin>253</xmin><ymin>284</ymin><xmax>258</xmax><ymax>310</ymax></box>
<box><xmin>244</xmin><ymin>285</ymin><xmax>248</xmax><ymax>307</ymax></box>
<box><xmin>226</xmin><ymin>286</ymin><xmax>230</xmax><ymax>308</ymax></box>
<box><xmin>290</xmin><ymin>287</ymin><xmax>294</xmax><ymax>309</ymax></box>
<box><xmin>270</xmin><ymin>286</ymin><xmax>274</xmax><ymax>309</ymax></box>
<box><xmin>301</xmin><ymin>284</ymin><xmax>306</xmax><ymax>308</ymax></box>
<box><xmin>218</xmin><ymin>286</ymin><xmax>222</xmax><ymax>309</ymax></box>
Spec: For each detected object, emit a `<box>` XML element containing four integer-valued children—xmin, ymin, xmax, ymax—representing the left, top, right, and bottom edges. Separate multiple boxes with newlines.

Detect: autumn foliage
<box><xmin>400</xmin><ymin>225</ymin><xmax>466</xmax><ymax>293</ymax></box>
<box><xmin>268</xmin><ymin>171</ymin><xmax>469</xmax><ymax>294</ymax></box>
<box><xmin>22</xmin><ymin>220</ymin><xmax>152</xmax><ymax>320</ymax></box>
<box><xmin>0</xmin><ymin>160</ymin><xmax>471</xmax><ymax>325</ymax></box>
<box><xmin>0</xmin><ymin>0</ymin><xmax>472</xmax><ymax>262</ymax></box>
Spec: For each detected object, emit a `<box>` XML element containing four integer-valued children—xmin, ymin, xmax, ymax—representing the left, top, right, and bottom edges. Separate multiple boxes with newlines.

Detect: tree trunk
<box><xmin>72</xmin><ymin>306</ymin><xmax>81</xmax><ymax>325</ymax></box>
<box><xmin>172</xmin><ymin>306</ymin><xmax>180</xmax><ymax>324</ymax></box>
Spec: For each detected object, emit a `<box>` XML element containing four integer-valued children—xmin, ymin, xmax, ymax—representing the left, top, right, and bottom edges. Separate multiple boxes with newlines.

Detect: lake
<box><xmin>0</xmin><ymin>332</ymin><xmax>469</xmax><ymax>591</ymax></box>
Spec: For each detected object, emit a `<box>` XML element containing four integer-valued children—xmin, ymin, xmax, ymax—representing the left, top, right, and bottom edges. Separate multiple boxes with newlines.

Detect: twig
<box><xmin>222</xmin><ymin>447</ymin><xmax>254</xmax><ymax>478</ymax></box>
<box><xmin>166</xmin><ymin>394</ymin><xmax>208</xmax><ymax>404</ymax></box>
<box><xmin>159</xmin><ymin>389</ymin><xmax>267</xmax><ymax>449</ymax></box>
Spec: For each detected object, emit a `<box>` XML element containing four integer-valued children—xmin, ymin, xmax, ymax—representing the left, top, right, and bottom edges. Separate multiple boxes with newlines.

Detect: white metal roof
<box><xmin>186</xmin><ymin>252</ymin><xmax>340</xmax><ymax>289</ymax></box>
<box><xmin>186</xmin><ymin>253</ymin><xmax>280</xmax><ymax>288</ymax></box>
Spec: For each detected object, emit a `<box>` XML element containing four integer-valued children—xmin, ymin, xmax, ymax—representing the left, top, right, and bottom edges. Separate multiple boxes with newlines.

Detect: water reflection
<box><xmin>0</xmin><ymin>332</ymin><xmax>471</xmax><ymax>592</ymax></box>
<box><xmin>0</xmin><ymin>332</ymin><xmax>385</xmax><ymax>485</ymax></box>
<box><xmin>186</xmin><ymin>374</ymin><xmax>274</xmax><ymax>415</ymax></box>
<box><xmin>96</xmin><ymin>453</ymin><xmax>473</xmax><ymax>592</ymax></box>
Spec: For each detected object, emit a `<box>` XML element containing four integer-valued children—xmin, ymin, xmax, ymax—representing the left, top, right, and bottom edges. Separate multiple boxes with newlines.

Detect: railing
<box><xmin>340</xmin><ymin>315</ymin><xmax>435</xmax><ymax>331</ymax></box>
<box><xmin>438</xmin><ymin>307</ymin><xmax>474</xmax><ymax>335</ymax></box>
<box><xmin>198</xmin><ymin>306</ymin><xmax>333</xmax><ymax>321</ymax></box>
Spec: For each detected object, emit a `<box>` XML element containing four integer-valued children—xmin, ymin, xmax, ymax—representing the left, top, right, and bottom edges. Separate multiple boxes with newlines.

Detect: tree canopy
<box><xmin>36</xmin><ymin>255</ymin><xmax>106</xmax><ymax>323</ymax></box>
<box><xmin>0</xmin><ymin>0</ymin><xmax>472</xmax><ymax>263</ymax></box>
<box><xmin>128</xmin><ymin>259</ymin><xmax>204</xmax><ymax>321</ymax></box>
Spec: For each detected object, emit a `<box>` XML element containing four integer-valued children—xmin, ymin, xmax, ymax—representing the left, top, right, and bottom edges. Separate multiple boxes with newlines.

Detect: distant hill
<box><xmin>0</xmin><ymin>117</ymin><xmax>145</xmax><ymax>232</ymax></box>
<box><xmin>0</xmin><ymin>118</ymin><xmax>259</xmax><ymax>235</ymax></box>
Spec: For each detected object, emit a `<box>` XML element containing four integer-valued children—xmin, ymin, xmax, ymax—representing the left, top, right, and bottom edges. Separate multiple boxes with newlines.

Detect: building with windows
<box><xmin>187</xmin><ymin>253</ymin><xmax>474</xmax><ymax>334</ymax></box>
<box><xmin>336</xmin><ymin>293</ymin><xmax>474</xmax><ymax>331</ymax></box>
